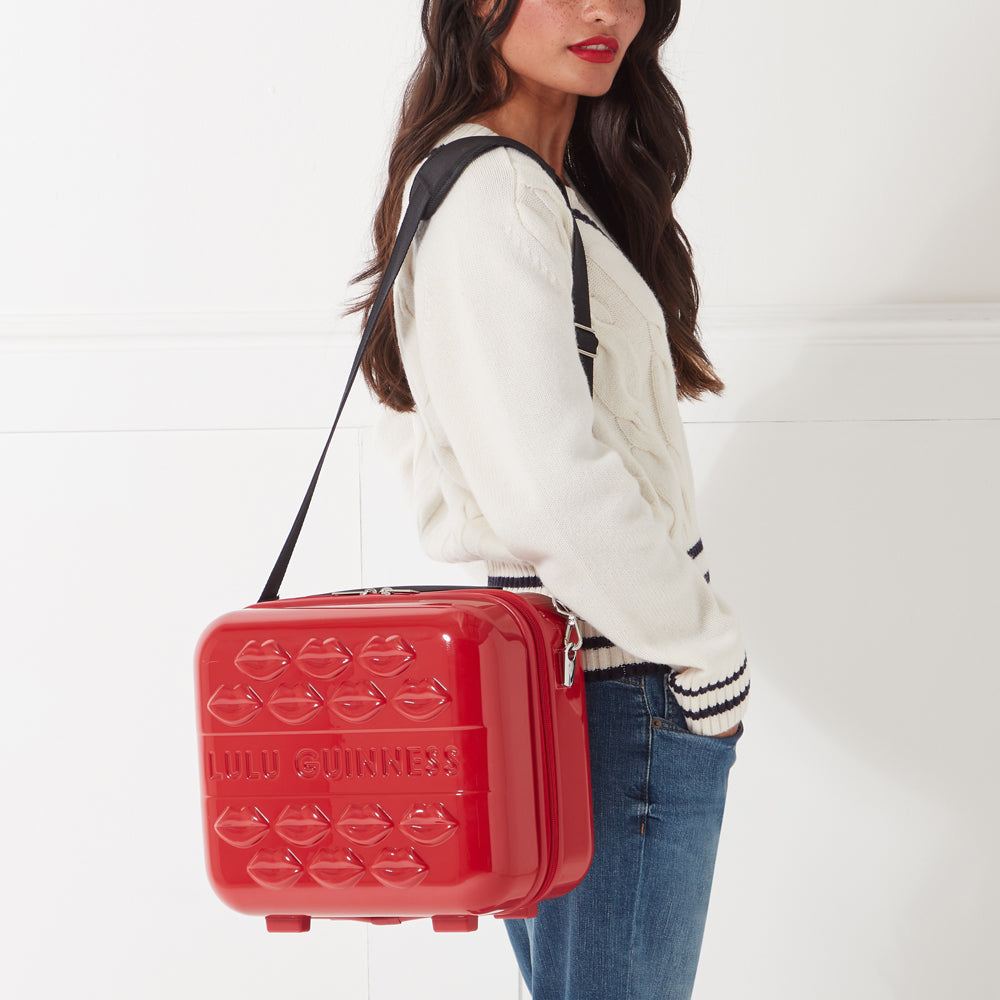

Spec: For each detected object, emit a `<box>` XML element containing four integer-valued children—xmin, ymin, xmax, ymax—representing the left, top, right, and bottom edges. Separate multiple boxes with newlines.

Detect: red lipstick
<box><xmin>568</xmin><ymin>36</ymin><xmax>619</xmax><ymax>64</ymax></box>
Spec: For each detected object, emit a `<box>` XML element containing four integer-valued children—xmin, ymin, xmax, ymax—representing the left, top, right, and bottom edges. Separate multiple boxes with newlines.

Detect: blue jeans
<box><xmin>502</xmin><ymin>671</ymin><xmax>744</xmax><ymax>1000</ymax></box>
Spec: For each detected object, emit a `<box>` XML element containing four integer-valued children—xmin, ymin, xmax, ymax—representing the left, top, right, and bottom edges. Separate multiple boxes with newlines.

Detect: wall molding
<box><xmin>698</xmin><ymin>303</ymin><xmax>1000</xmax><ymax>346</ymax></box>
<box><xmin>2</xmin><ymin>304</ymin><xmax>998</xmax><ymax>433</ymax></box>
<box><xmin>1</xmin><ymin>303</ymin><xmax>998</xmax><ymax>349</ymax></box>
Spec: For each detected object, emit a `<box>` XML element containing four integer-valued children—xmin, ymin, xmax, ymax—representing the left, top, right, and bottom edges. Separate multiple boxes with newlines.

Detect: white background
<box><xmin>1</xmin><ymin>2</ymin><xmax>998</xmax><ymax>998</ymax></box>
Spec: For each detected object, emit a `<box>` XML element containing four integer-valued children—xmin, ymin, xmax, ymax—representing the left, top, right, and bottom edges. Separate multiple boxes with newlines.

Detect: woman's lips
<box><xmin>569</xmin><ymin>36</ymin><xmax>619</xmax><ymax>64</ymax></box>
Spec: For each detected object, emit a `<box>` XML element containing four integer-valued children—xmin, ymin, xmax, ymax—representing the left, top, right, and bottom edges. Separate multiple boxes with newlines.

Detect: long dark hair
<box><xmin>348</xmin><ymin>0</ymin><xmax>724</xmax><ymax>412</ymax></box>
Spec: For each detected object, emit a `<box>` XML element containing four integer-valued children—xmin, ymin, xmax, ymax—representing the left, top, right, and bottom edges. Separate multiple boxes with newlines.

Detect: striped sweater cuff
<box><xmin>666</xmin><ymin>655</ymin><xmax>750</xmax><ymax>736</ymax></box>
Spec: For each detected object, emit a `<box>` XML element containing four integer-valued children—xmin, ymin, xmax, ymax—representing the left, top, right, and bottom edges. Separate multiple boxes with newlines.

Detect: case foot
<box><xmin>265</xmin><ymin>915</ymin><xmax>311</xmax><ymax>933</ymax></box>
<box><xmin>499</xmin><ymin>904</ymin><xmax>538</xmax><ymax>920</ymax></box>
<box><xmin>432</xmin><ymin>915</ymin><xmax>478</xmax><ymax>932</ymax></box>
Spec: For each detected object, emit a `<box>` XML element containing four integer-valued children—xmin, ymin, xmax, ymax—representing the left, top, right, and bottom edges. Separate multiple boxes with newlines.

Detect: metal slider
<box><xmin>336</xmin><ymin>587</ymin><xmax>420</xmax><ymax>596</ymax></box>
<box><xmin>574</xmin><ymin>322</ymin><xmax>598</xmax><ymax>359</ymax></box>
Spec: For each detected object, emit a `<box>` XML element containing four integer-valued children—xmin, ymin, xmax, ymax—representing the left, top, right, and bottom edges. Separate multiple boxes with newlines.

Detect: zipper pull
<box><xmin>551</xmin><ymin>598</ymin><xmax>583</xmax><ymax>688</ymax></box>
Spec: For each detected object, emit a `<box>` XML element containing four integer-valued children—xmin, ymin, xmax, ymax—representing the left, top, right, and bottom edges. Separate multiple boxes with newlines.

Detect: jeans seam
<box><xmin>625</xmin><ymin>680</ymin><xmax>653</xmax><ymax>1000</ymax></box>
<box><xmin>637</xmin><ymin>679</ymin><xmax>654</xmax><ymax>837</ymax></box>
<box><xmin>624</xmin><ymin>829</ymin><xmax>646</xmax><ymax>1000</ymax></box>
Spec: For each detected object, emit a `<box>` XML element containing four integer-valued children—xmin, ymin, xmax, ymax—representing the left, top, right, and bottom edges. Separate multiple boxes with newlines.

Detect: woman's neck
<box><xmin>472</xmin><ymin>86</ymin><xmax>577</xmax><ymax>182</ymax></box>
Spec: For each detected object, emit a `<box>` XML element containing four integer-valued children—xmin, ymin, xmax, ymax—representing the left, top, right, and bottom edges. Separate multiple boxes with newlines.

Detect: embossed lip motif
<box><xmin>356</xmin><ymin>635</ymin><xmax>416</xmax><ymax>676</ymax></box>
<box><xmin>308</xmin><ymin>846</ymin><xmax>366</xmax><ymax>888</ymax></box>
<box><xmin>206</xmin><ymin>684</ymin><xmax>264</xmax><ymax>726</ymax></box>
<box><xmin>274</xmin><ymin>804</ymin><xmax>331</xmax><ymax>847</ymax></box>
<box><xmin>392</xmin><ymin>678</ymin><xmax>452</xmax><ymax>721</ymax></box>
<box><xmin>233</xmin><ymin>638</ymin><xmax>291</xmax><ymax>680</ymax></box>
<box><xmin>370</xmin><ymin>847</ymin><xmax>430</xmax><ymax>888</ymax></box>
<box><xmin>247</xmin><ymin>848</ymin><xmax>305</xmax><ymax>889</ymax></box>
<box><xmin>296</xmin><ymin>637</ymin><xmax>353</xmax><ymax>679</ymax></box>
<box><xmin>398</xmin><ymin>803</ymin><xmax>459</xmax><ymax>845</ymax></box>
<box><xmin>268</xmin><ymin>683</ymin><xmax>325</xmax><ymax>725</ymax></box>
<box><xmin>336</xmin><ymin>803</ymin><xmax>394</xmax><ymax>845</ymax></box>
<box><xmin>327</xmin><ymin>679</ymin><xmax>387</xmax><ymax>723</ymax></box>
<box><xmin>214</xmin><ymin>806</ymin><xmax>270</xmax><ymax>848</ymax></box>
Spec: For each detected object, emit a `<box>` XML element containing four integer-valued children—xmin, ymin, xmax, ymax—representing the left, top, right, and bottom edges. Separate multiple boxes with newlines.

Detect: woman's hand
<box><xmin>712</xmin><ymin>723</ymin><xmax>740</xmax><ymax>738</ymax></box>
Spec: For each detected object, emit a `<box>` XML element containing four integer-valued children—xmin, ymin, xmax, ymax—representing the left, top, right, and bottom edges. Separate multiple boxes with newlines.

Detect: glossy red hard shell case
<box><xmin>195</xmin><ymin>589</ymin><xmax>593</xmax><ymax>932</ymax></box>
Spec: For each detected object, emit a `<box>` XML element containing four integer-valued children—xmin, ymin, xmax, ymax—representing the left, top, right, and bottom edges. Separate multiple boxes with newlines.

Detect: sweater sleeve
<box><xmin>401</xmin><ymin>147</ymin><xmax>748</xmax><ymax>733</ymax></box>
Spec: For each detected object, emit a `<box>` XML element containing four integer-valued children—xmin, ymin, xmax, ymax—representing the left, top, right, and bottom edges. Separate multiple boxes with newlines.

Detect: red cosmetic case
<box><xmin>196</xmin><ymin>587</ymin><xmax>592</xmax><ymax>932</ymax></box>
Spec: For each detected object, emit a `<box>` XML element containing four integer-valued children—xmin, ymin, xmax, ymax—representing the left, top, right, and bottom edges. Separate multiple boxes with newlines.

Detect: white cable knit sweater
<box><xmin>376</xmin><ymin>123</ymin><xmax>750</xmax><ymax>736</ymax></box>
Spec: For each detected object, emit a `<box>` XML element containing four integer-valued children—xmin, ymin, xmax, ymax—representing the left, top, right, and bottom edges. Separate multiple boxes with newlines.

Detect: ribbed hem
<box><xmin>484</xmin><ymin>558</ymin><xmax>751</xmax><ymax>737</ymax></box>
<box><xmin>485</xmin><ymin>561</ymin><xmax>546</xmax><ymax>590</ymax></box>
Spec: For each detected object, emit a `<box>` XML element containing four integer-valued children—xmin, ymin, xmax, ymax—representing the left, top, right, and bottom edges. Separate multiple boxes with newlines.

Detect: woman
<box><xmin>352</xmin><ymin>1</ymin><xmax>750</xmax><ymax>997</ymax></box>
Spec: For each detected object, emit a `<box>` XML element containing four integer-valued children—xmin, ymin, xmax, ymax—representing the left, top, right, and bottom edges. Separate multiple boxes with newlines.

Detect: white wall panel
<box><xmin>2</xmin><ymin>2</ymin><xmax>998</xmax><ymax>316</ymax></box>
<box><xmin>680</xmin><ymin>305</ymin><xmax>1000</xmax><ymax>424</ymax></box>
<box><xmin>0</xmin><ymin>428</ymin><xmax>363</xmax><ymax>999</ymax></box>
<box><xmin>0</xmin><ymin>325</ymin><xmax>374</xmax><ymax>434</ymax></box>
<box><xmin>0</xmin><ymin>2</ymin><xmax>423</xmax><ymax>314</ymax></box>
<box><xmin>685</xmin><ymin>418</ymin><xmax>1000</xmax><ymax>999</ymax></box>
<box><xmin>671</xmin><ymin>0</ymin><xmax>1000</xmax><ymax>305</ymax></box>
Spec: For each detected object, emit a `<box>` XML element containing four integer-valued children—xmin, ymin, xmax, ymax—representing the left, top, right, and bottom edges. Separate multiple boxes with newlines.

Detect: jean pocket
<box><xmin>656</xmin><ymin>677</ymin><xmax>745</xmax><ymax>743</ymax></box>
<box><xmin>654</xmin><ymin>717</ymin><xmax>745</xmax><ymax>746</ymax></box>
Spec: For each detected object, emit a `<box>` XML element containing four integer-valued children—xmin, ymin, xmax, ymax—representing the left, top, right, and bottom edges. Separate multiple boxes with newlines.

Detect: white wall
<box><xmin>2</xmin><ymin>2</ymin><xmax>998</xmax><ymax>998</ymax></box>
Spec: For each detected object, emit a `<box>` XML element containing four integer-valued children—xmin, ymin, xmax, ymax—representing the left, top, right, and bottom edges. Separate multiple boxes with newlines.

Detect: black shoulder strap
<box><xmin>258</xmin><ymin>135</ymin><xmax>597</xmax><ymax>603</ymax></box>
